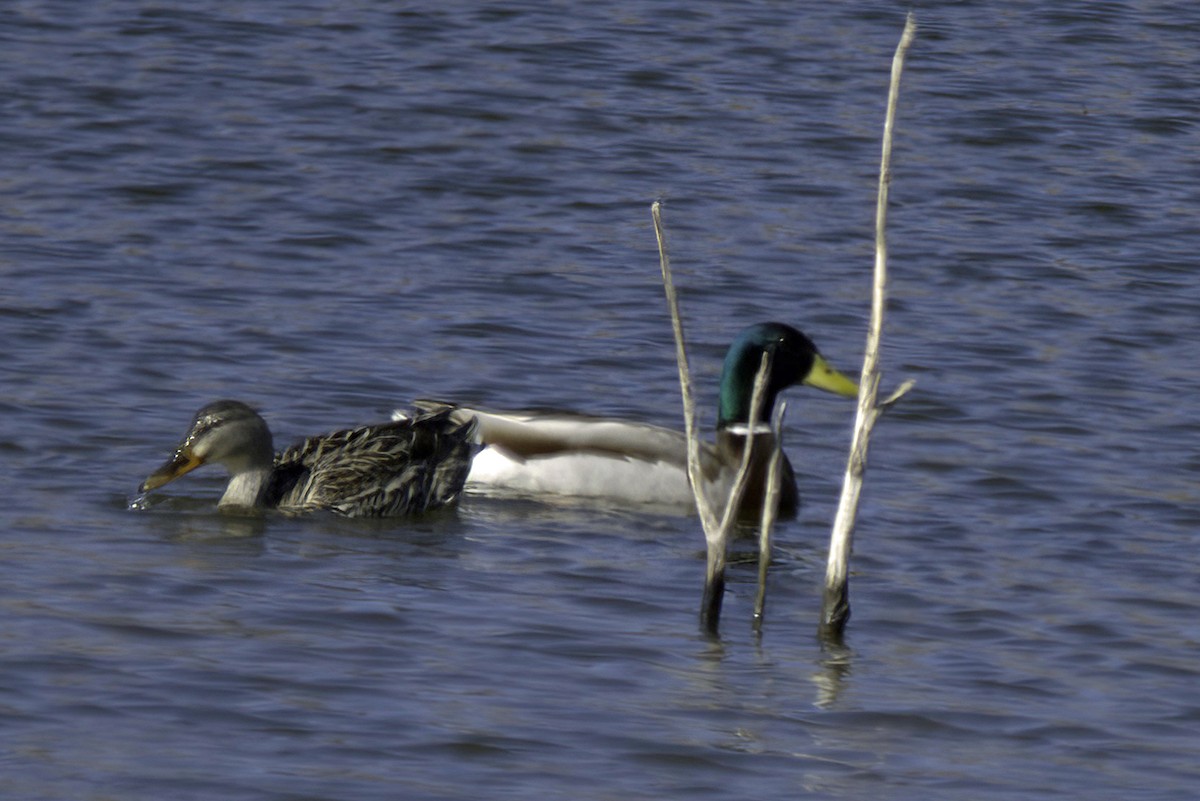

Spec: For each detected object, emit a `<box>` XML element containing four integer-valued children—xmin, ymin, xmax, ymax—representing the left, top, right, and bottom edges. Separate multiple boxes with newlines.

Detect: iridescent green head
<box><xmin>716</xmin><ymin>322</ymin><xmax>858</xmax><ymax>429</ymax></box>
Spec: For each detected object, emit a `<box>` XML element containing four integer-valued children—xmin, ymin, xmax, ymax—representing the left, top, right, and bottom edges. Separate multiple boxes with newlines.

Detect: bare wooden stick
<box><xmin>699</xmin><ymin>354</ymin><xmax>771</xmax><ymax>632</ymax></box>
<box><xmin>715</xmin><ymin>351</ymin><xmax>772</xmax><ymax>534</ymax></box>
<box><xmin>651</xmin><ymin>202</ymin><xmax>717</xmax><ymax>531</ymax></box>
<box><xmin>752</xmin><ymin>399</ymin><xmax>787</xmax><ymax>632</ymax></box>
<box><xmin>652</xmin><ymin>201</ymin><xmax>775</xmax><ymax>634</ymax></box>
<box><xmin>819</xmin><ymin>13</ymin><xmax>917</xmax><ymax>640</ymax></box>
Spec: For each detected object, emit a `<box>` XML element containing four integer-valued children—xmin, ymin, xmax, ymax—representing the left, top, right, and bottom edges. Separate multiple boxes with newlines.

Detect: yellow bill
<box><xmin>803</xmin><ymin>354</ymin><xmax>860</xmax><ymax>398</ymax></box>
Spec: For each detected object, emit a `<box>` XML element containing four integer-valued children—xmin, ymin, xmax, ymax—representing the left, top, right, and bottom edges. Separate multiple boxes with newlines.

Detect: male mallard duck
<box><xmin>400</xmin><ymin>322</ymin><xmax>858</xmax><ymax>515</ymax></box>
<box><xmin>138</xmin><ymin>401</ymin><xmax>476</xmax><ymax>517</ymax></box>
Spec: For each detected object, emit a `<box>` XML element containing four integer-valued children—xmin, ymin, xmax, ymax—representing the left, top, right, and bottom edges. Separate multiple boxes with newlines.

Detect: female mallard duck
<box><xmin>401</xmin><ymin>322</ymin><xmax>858</xmax><ymax>516</ymax></box>
<box><xmin>138</xmin><ymin>401</ymin><xmax>476</xmax><ymax>517</ymax></box>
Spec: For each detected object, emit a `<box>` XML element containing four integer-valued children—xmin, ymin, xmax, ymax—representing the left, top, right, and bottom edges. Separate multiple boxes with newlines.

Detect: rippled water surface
<box><xmin>3</xmin><ymin>2</ymin><xmax>1199</xmax><ymax>800</ymax></box>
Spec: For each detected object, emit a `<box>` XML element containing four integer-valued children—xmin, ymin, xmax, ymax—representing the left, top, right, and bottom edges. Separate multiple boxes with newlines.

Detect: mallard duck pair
<box><xmin>138</xmin><ymin>322</ymin><xmax>856</xmax><ymax>518</ymax></box>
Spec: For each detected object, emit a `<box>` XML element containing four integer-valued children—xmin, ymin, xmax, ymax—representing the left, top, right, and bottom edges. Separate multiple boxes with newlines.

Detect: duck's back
<box><xmin>413</xmin><ymin>402</ymin><xmax>734</xmax><ymax>509</ymax></box>
<box><xmin>268</xmin><ymin>409</ymin><xmax>476</xmax><ymax>517</ymax></box>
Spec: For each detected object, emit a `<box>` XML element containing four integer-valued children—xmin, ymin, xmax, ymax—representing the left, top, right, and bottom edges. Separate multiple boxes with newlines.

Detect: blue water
<box><xmin>3</xmin><ymin>2</ymin><xmax>1199</xmax><ymax>799</ymax></box>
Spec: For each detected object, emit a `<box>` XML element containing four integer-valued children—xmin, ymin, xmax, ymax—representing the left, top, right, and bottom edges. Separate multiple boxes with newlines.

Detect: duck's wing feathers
<box><xmin>270</xmin><ymin>409</ymin><xmax>477</xmax><ymax>517</ymax></box>
<box><xmin>411</xmin><ymin>400</ymin><xmax>722</xmax><ymax>476</ymax></box>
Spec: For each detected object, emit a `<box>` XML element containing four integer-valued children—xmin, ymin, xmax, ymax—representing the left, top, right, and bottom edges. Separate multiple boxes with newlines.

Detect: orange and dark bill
<box><xmin>139</xmin><ymin>447</ymin><xmax>204</xmax><ymax>493</ymax></box>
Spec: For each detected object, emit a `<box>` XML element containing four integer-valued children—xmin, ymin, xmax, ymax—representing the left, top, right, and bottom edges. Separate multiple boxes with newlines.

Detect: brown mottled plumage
<box><xmin>138</xmin><ymin>400</ymin><xmax>476</xmax><ymax>517</ymax></box>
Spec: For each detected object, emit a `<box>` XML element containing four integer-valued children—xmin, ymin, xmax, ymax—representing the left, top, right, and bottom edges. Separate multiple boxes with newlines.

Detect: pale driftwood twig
<box><xmin>819</xmin><ymin>13</ymin><xmax>917</xmax><ymax>640</ymax></box>
<box><xmin>752</xmin><ymin>399</ymin><xmax>787</xmax><ymax>632</ymax></box>
<box><xmin>699</xmin><ymin>352</ymin><xmax>771</xmax><ymax>632</ymax></box>
<box><xmin>651</xmin><ymin>202</ymin><xmax>715</xmax><ymax>529</ymax></box>
<box><xmin>652</xmin><ymin>201</ymin><xmax>774</xmax><ymax>634</ymax></box>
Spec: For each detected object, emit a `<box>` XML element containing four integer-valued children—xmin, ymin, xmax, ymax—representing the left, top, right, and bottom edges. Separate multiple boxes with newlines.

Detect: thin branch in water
<box><xmin>698</xmin><ymin>350</ymin><xmax>772</xmax><ymax>633</ymax></box>
<box><xmin>652</xmin><ymin>202</ymin><xmax>717</xmax><ymax>531</ymax></box>
<box><xmin>820</xmin><ymin>12</ymin><xmax>917</xmax><ymax>642</ymax></box>
<box><xmin>753</xmin><ymin>399</ymin><xmax>787</xmax><ymax>632</ymax></box>
<box><xmin>652</xmin><ymin>201</ymin><xmax>775</xmax><ymax>635</ymax></box>
<box><xmin>716</xmin><ymin>350</ymin><xmax>772</xmax><ymax>535</ymax></box>
<box><xmin>879</xmin><ymin>379</ymin><xmax>916</xmax><ymax>409</ymax></box>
